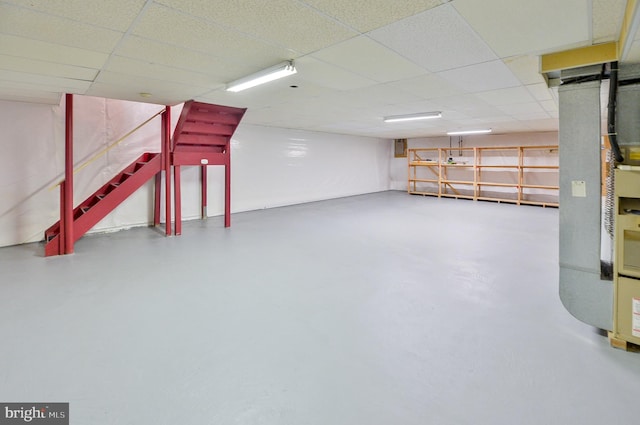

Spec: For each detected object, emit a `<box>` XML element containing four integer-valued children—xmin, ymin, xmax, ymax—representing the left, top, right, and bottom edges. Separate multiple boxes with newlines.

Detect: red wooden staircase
<box><xmin>44</xmin><ymin>95</ymin><xmax>246</xmax><ymax>257</ymax></box>
<box><xmin>171</xmin><ymin>101</ymin><xmax>246</xmax><ymax>233</ymax></box>
<box><xmin>44</xmin><ymin>152</ymin><xmax>162</xmax><ymax>256</ymax></box>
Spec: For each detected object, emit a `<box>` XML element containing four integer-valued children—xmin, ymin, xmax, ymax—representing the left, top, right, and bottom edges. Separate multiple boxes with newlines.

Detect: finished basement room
<box><xmin>1</xmin><ymin>1</ymin><xmax>639</xmax><ymax>424</ymax></box>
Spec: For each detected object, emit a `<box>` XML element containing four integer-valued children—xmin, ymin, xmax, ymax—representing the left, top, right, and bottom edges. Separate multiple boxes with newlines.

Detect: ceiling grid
<box><xmin>0</xmin><ymin>0</ymin><xmax>635</xmax><ymax>137</ymax></box>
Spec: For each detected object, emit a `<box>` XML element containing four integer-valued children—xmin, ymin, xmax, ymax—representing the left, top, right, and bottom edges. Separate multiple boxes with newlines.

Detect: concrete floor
<box><xmin>0</xmin><ymin>191</ymin><xmax>638</xmax><ymax>424</ymax></box>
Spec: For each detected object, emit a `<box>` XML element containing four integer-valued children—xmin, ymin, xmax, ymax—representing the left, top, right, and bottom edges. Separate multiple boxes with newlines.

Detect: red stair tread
<box><xmin>172</xmin><ymin>101</ymin><xmax>246</xmax><ymax>160</ymax></box>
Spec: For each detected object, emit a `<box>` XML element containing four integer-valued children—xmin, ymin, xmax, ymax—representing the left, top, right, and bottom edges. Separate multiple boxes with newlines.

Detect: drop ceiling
<box><xmin>0</xmin><ymin>0</ymin><xmax>634</xmax><ymax>138</ymax></box>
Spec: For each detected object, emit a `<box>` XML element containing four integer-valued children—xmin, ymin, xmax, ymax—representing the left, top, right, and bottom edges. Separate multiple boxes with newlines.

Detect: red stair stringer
<box><xmin>44</xmin><ymin>152</ymin><xmax>162</xmax><ymax>256</ymax></box>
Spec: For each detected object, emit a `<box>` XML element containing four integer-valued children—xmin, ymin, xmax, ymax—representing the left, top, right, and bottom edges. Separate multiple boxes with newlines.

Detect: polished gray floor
<box><xmin>1</xmin><ymin>191</ymin><xmax>638</xmax><ymax>424</ymax></box>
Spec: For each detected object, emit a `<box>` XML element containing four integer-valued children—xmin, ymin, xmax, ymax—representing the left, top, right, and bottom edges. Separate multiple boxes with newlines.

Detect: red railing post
<box><xmin>162</xmin><ymin>106</ymin><xmax>172</xmax><ymax>236</ymax></box>
<box><xmin>201</xmin><ymin>165</ymin><xmax>207</xmax><ymax>219</ymax></box>
<box><xmin>154</xmin><ymin>173</ymin><xmax>161</xmax><ymax>226</ymax></box>
<box><xmin>58</xmin><ymin>181</ymin><xmax>66</xmax><ymax>255</ymax></box>
<box><xmin>224</xmin><ymin>151</ymin><xmax>231</xmax><ymax>228</ymax></box>
<box><xmin>64</xmin><ymin>94</ymin><xmax>74</xmax><ymax>254</ymax></box>
<box><xmin>174</xmin><ymin>165</ymin><xmax>182</xmax><ymax>235</ymax></box>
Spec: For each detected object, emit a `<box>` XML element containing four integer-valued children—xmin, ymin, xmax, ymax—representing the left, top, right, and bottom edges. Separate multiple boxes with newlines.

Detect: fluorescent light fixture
<box><xmin>226</xmin><ymin>61</ymin><xmax>297</xmax><ymax>92</ymax></box>
<box><xmin>383</xmin><ymin>111</ymin><xmax>442</xmax><ymax>123</ymax></box>
<box><xmin>446</xmin><ymin>129</ymin><xmax>492</xmax><ymax>136</ymax></box>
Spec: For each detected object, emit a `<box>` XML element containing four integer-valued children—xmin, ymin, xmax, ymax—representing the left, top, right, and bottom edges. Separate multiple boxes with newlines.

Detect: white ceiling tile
<box><xmin>300</xmin><ymin>0</ymin><xmax>443</xmax><ymax>32</ymax></box>
<box><xmin>466</xmin><ymin>116</ymin><xmax>517</xmax><ymax>124</ymax></box>
<box><xmin>386</xmin><ymin>74</ymin><xmax>464</xmax><ymax>100</ymax></box>
<box><xmin>381</xmin><ymin>100</ymin><xmax>442</xmax><ymax>116</ymax></box>
<box><xmin>0</xmin><ymin>4</ymin><xmax>123</xmax><ymax>53</ymax></box>
<box><xmin>0</xmin><ymin>34</ymin><xmax>108</xmax><ymax>69</ymax></box>
<box><xmin>369</xmin><ymin>4</ymin><xmax>497</xmax><ymax>72</ymax></box>
<box><xmin>593</xmin><ymin>0</ymin><xmax>626</xmax><ymax>43</ymax></box>
<box><xmin>464</xmin><ymin>105</ymin><xmax>507</xmax><ymax>119</ymax></box>
<box><xmin>2</xmin><ymin>0</ymin><xmax>147</xmax><ymax>31</ymax></box>
<box><xmin>311</xmin><ymin>36</ymin><xmax>427</xmax><ymax>83</ymax></box>
<box><xmin>493</xmin><ymin>121</ymin><xmax>542</xmax><ymax>133</ymax></box>
<box><xmin>0</xmin><ymin>84</ymin><xmax>61</xmax><ymax>104</ymax></box>
<box><xmin>0</xmin><ymin>54</ymin><xmax>98</xmax><ymax>81</ymax></box>
<box><xmin>514</xmin><ymin>112</ymin><xmax>551</xmax><ymax>121</ymax></box>
<box><xmin>0</xmin><ymin>92</ymin><xmax>60</xmax><ymax>104</ymax></box>
<box><xmin>156</xmin><ymin>0</ymin><xmax>357</xmax><ymax>55</ymax></box>
<box><xmin>0</xmin><ymin>70</ymin><xmax>91</xmax><ymax>92</ymax></box>
<box><xmin>437</xmin><ymin>60</ymin><xmax>521</xmax><ymax>93</ymax></box>
<box><xmin>132</xmin><ymin>4</ymin><xmax>292</xmax><ymax>64</ymax></box>
<box><xmin>342</xmin><ymin>84</ymin><xmax>424</xmax><ymax>107</ymax></box>
<box><xmin>428</xmin><ymin>95</ymin><xmax>502</xmax><ymax>122</ymax></box>
<box><xmin>92</xmin><ymin>71</ymin><xmax>211</xmax><ymax>104</ymax></box>
<box><xmin>475</xmin><ymin>87</ymin><xmax>535</xmax><ymax>106</ymax></box>
<box><xmin>106</xmin><ymin>56</ymin><xmax>223</xmax><ymax>88</ymax></box>
<box><xmin>86</xmin><ymin>81</ymin><xmax>206</xmax><ymax>106</ymax></box>
<box><xmin>453</xmin><ymin>0</ymin><xmax>590</xmax><ymax>57</ymax></box>
<box><xmin>540</xmin><ymin>99</ymin><xmax>558</xmax><ymax>111</ymax></box>
<box><xmin>114</xmin><ymin>36</ymin><xmax>255</xmax><ymax>81</ymax></box>
<box><xmin>526</xmin><ymin>83</ymin><xmax>554</xmax><ymax>102</ymax></box>
<box><xmin>294</xmin><ymin>56</ymin><xmax>377</xmax><ymax>90</ymax></box>
<box><xmin>503</xmin><ymin>55</ymin><xmax>546</xmax><ymax>85</ymax></box>
<box><xmin>496</xmin><ymin>102</ymin><xmax>546</xmax><ymax>116</ymax></box>
<box><xmin>523</xmin><ymin>118</ymin><xmax>559</xmax><ymax>132</ymax></box>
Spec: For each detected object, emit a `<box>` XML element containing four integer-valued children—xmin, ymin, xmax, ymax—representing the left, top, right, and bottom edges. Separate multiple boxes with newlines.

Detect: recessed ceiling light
<box><xmin>139</xmin><ymin>92</ymin><xmax>152</xmax><ymax>98</ymax></box>
<box><xmin>446</xmin><ymin>129</ymin><xmax>492</xmax><ymax>135</ymax></box>
<box><xmin>383</xmin><ymin>111</ymin><xmax>442</xmax><ymax>123</ymax></box>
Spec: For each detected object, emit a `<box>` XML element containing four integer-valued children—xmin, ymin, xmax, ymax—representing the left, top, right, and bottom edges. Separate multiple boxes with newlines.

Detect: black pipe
<box><xmin>608</xmin><ymin>61</ymin><xmax>625</xmax><ymax>163</ymax></box>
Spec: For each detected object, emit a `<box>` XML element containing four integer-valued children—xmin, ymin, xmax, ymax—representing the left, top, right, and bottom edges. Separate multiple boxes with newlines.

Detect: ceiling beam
<box><xmin>540</xmin><ymin>42</ymin><xmax>618</xmax><ymax>73</ymax></box>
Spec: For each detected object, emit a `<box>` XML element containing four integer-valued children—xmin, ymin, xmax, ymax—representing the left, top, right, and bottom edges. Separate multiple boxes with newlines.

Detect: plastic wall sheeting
<box><xmin>176</xmin><ymin>124</ymin><xmax>391</xmax><ymax>221</ymax></box>
<box><xmin>390</xmin><ymin>132</ymin><xmax>559</xmax><ymax>191</ymax></box>
<box><xmin>0</xmin><ymin>96</ymin><xmax>166</xmax><ymax>247</ymax></box>
<box><xmin>0</xmin><ymin>96</ymin><xmax>390</xmax><ymax>248</ymax></box>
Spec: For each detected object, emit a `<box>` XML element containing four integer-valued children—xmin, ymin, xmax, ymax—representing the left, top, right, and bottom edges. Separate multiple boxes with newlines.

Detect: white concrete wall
<box><xmin>0</xmin><ymin>96</ymin><xmax>391</xmax><ymax>247</ymax></box>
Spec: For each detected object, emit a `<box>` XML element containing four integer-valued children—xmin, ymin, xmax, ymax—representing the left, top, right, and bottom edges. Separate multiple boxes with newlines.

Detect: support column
<box><xmin>154</xmin><ymin>173</ymin><xmax>161</xmax><ymax>226</ymax></box>
<box><xmin>174</xmin><ymin>165</ymin><xmax>182</xmax><ymax>235</ymax></box>
<box><xmin>201</xmin><ymin>165</ymin><xmax>207</xmax><ymax>219</ymax></box>
<box><xmin>224</xmin><ymin>153</ymin><xmax>231</xmax><ymax>227</ymax></box>
<box><xmin>64</xmin><ymin>94</ymin><xmax>74</xmax><ymax>254</ymax></box>
<box><xmin>58</xmin><ymin>181</ymin><xmax>66</xmax><ymax>255</ymax></box>
<box><xmin>163</xmin><ymin>106</ymin><xmax>172</xmax><ymax>236</ymax></box>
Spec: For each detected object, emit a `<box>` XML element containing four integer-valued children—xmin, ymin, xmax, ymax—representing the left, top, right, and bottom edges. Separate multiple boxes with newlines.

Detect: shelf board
<box><xmin>520</xmin><ymin>200</ymin><xmax>559</xmax><ymax>207</ymax></box>
<box><xmin>521</xmin><ymin>184</ymin><xmax>559</xmax><ymax>189</ymax></box>
<box><xmin>441</xmin><ymin>164</ymin><xmax>473</xmax><ymax>167</ymax></box>
<box><xmin>409</xmin><ymin>178</ymin><xmax>438</xmax><ymax>183</ymax></box>
<box><xmin>409</xmin><ymin>161</ymin><xmax>438</xmax><ymax>166</ymax></box>
<box><xmin>521</xmin><ymin>165</ymin><xmax>559</xmax><ymax>169</ymax></box>
<box><xmin>477</xmin><ymin>165</ymin><xmax>519</xmax><ymax>168</ymax></box>
<box><xmin>408</xmin><ymin>191</ymin><xmax>438</xmax><ymax>196</ymax></box>
<box><xmin>477</xmin><ymin>182</ymin><xmax>518</xmax><ymax>187</ymax></box>
<box><xmin>441</xmin><ymin>180</ymin><xmax>474</xmax><ymax>185</ymax></box>
<box><xmin>440</xmin><ymin>193</ymin><xmax>475</xmax><ymax>200</ymax></box>
<box><xmin>477</xmin><ymin>196</ymin><xmax>519</xmax><ymax>204</ymax></box>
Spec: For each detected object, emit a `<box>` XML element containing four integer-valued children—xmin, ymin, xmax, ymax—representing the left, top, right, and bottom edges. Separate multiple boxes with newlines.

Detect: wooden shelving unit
<box><xmin>408</xmin><ymin>145</ymin><xmax>559</xmax><ymax>207</ymax></box>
